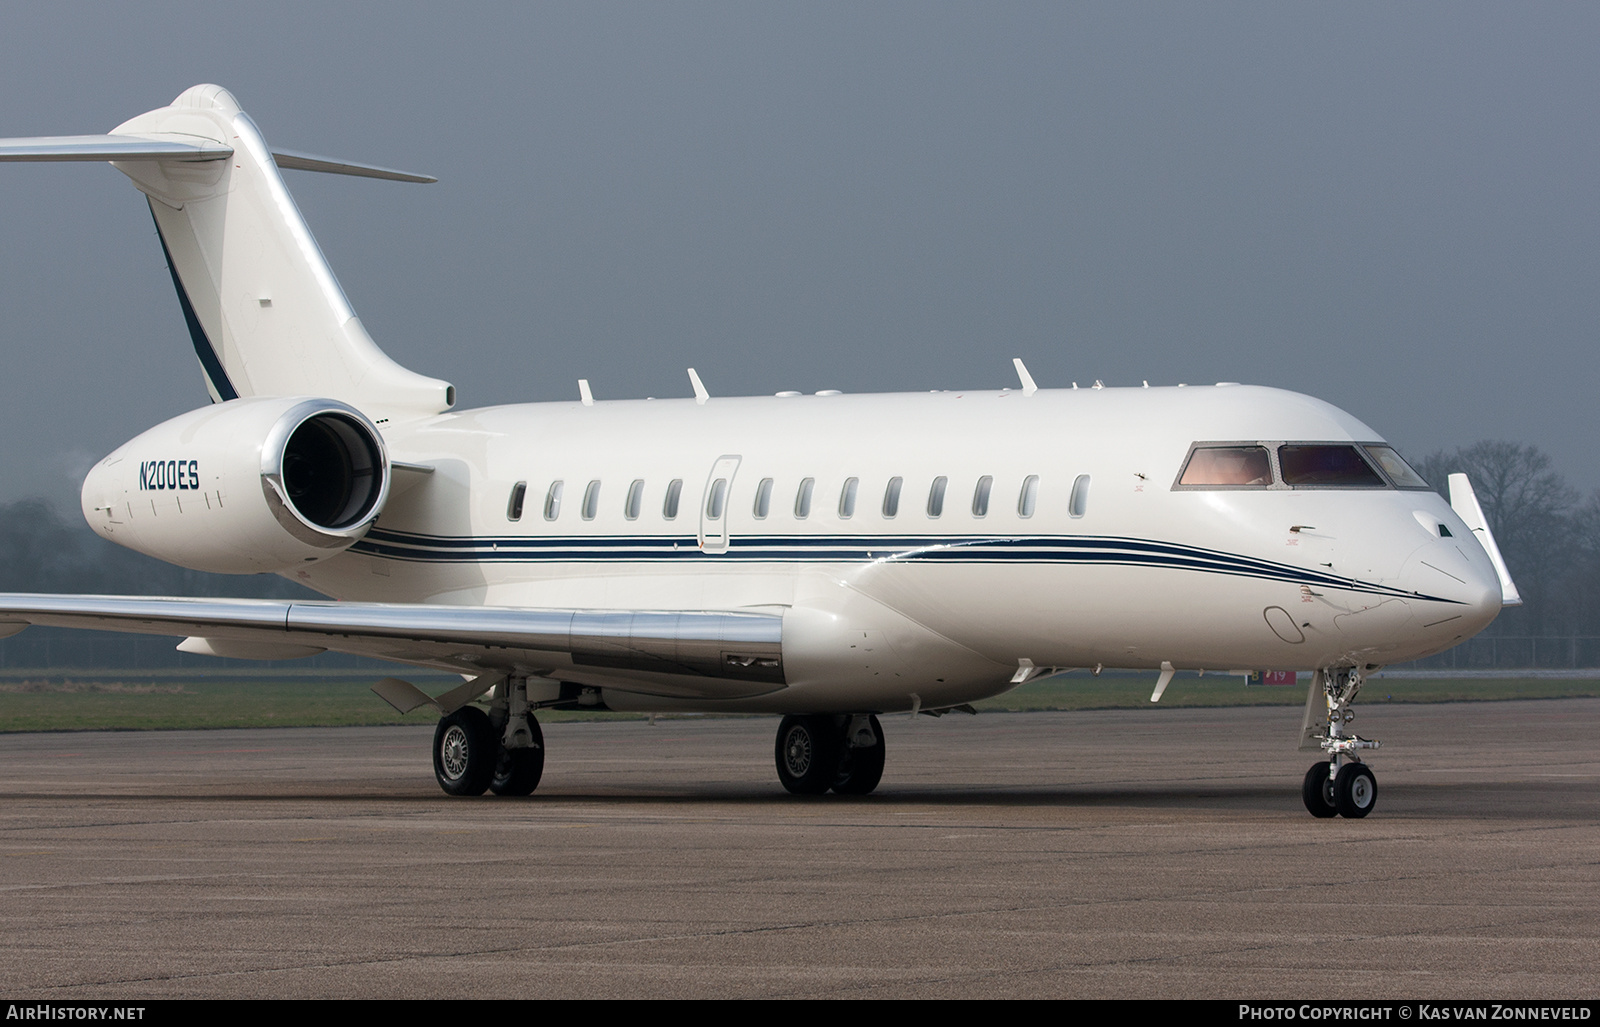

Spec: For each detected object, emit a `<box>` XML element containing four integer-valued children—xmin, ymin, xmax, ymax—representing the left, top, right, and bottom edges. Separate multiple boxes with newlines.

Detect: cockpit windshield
<box><xmin>1278</xmin><ymin>445</ymin><xmax>1385</xmax><ymax>487</ymax></box>
<box><xmin>1175</xmin><ymin>441</ymin><xmax>1429</xmax><ymax>491</ymax></box>
<box><xmin>1178</xmin><ymin>446</ymin><xmax>1273</xmax><ymax>487</ymax></box>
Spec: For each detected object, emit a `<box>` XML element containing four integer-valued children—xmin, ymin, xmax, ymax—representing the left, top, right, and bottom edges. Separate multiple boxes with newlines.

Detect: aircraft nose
<box><xmin>1398</xmin><ymin>537</ymin><xmax>1504</xmax><ymax>641</ymax></box>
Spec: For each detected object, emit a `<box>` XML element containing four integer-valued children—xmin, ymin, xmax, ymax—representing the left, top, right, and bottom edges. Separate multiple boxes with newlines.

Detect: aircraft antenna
<box><xmin>687</xmin><ymin>368</ymin><xmax>709</xmax><ymax>405</ymax></box>
<box><xmin>1012</xmin><ymin>358</ymin><xmax>1038</xmax><ymax>396</ymax></box>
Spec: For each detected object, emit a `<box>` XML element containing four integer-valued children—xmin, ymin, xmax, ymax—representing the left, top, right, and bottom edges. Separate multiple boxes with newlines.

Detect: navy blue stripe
<box><xmin>350</xmin><ymin>529</ymin><xmax>1456</xmax><ymax>603</ymax></box>
<box><xmin>148</xmin><ymin>201</ymin><xmax>238</xmax><ymax>402</ymax></box>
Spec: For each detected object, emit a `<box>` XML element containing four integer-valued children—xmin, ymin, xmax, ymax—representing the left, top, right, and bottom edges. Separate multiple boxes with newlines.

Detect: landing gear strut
<box><xmin>775</xmin><ymin>714</ymin><xmax>886</xmax><ymax>796</ymax></box>
<box><xmin>432</xmin><ymin>675</ymin><xmax>545</xmax><ymax>797</ymax></box>
<box><xmin>1301</xmin><ymin>667</ymin><xmax>1379</xmax><ymax>818</ymax></box>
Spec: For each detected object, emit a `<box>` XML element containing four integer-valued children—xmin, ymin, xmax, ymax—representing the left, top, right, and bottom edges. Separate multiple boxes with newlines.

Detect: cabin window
<box><xmin>625</xmin><ymin>479</ymin><xmax>644</xmax><ymax>520</ymax></box>
<box><xmin>1179</xmin><ymin>446</ymin><xmax>1272</xmax><ymax>487</ymax></box>
<box><xmin>581</xmin><ymin>480</ymin><xmax>601</xmax><ymax>520</ymax></box>
<box><xmin>927</xmin><ymin>476</ymin><xmax>947</xmax><ymax>518</ymax></box>
<box><xmin>706</xmin><ymin>478</ymin><xmax>728</xmax><ymax>520</ymax></box>
<box><xmin>1018</xmin><ymin>475</ymin><xmax>1039</xmax><ymax>518</ymax></box>
<box><xmin>1362</xmin><ymin>445</ymin><xmax>1431</xmax><ymax>489</ymax></box>
<box><xmin>1279</xmin><ymin>445</ymin><xmax>1385</xmax><ymax>488</ymax></box>
<box><xmin>543</xmin><ymin>480</ymin><xmax>563</xmax><ymax>521</ymax></box>
<box><xmin>663</xmin><ymin>479</ymin><xmax>682</xmax><ymax>519</ymax></box>
<box><xmin>972</xmin><ymin>476</ymin><xmax>993</xmax><ymax>517</ymax></box>
<box><xmin>795</xmin><ymin>478</ymin><xmax>814</xmax><ymax>519</ymax></box>
<box><xmin>839</xmin><ymin>477</ymin><xmax>859</xmax><ymax>519</ymax></box>
<box><xmin>1069</xmin><ymin>474</ymin><xmax>1090</xmax><ymax>518</ymax></box>
<box><xmin>506</xmin><ymin>481</ymin><xmax>526</xmax><ymax>522</ymax></box>
<box><xmin>753</xmin><ymin>478</ymin><xmax>773</xmax><ymax>519</ymax></box>
<box><xmin>882</xmin><ymin>477</ymin><xmax>902</xmax><ymax>518</ymax></box>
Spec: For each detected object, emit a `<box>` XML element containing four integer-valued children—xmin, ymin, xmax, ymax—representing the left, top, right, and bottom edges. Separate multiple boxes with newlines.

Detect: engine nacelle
<box><xmin>81</xmin><ymin>397</ymin><xmax>389</xmax><ymax>574</ymax></box>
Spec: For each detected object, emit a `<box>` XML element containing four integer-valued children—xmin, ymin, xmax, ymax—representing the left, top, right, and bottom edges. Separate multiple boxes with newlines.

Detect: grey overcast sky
<box><xmin>0</xmin><ymin>3</ymin><xmax>1595</xmax><ymax>513</ymax></box>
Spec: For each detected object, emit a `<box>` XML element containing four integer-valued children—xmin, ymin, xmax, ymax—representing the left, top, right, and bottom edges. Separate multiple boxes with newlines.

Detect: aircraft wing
<box><xmin>0</xmin><ymin>594</ymin><xmax>785</xmax><ymax>700</ymax></box>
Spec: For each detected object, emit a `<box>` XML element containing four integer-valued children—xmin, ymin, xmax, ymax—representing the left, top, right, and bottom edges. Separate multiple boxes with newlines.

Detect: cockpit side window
<box><xmin>1279</xmin><ymin>445</ymin><xmax>1385</xmax><ymax>487</ymax></box>
<box><xmin>1362</xmin><ymin>445</ymin><xmax>1431</xmax><ymax>489</ymax></box>
<box><xmin>1178</xmin><ymin>446</ymin><xmax>1273</xmax><ymax>488</ymax></box>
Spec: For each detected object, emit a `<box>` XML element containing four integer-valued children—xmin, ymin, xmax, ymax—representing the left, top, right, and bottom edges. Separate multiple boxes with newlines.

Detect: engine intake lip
<box><xmin>259</xmin><ymin>398</ymin><xmax>389</xmax><ymax>545</ymax></box>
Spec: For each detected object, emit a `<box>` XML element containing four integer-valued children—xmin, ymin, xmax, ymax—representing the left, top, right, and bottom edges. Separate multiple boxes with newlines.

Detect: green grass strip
<box><xmin>1</xmin><ymin>672</ymin><xmax>1598</xmax><ymax>733</ymax></box>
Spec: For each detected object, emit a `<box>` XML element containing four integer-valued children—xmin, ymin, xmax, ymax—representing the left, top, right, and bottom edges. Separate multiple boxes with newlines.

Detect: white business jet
<box><xmin>0</xmin><ymin>86</ymin><xmax>1517</xmax><ymax>817</ymax></box>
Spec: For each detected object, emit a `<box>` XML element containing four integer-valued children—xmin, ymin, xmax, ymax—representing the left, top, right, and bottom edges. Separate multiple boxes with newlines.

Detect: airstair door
<box><xmin>699</xmin><ymin>455</ymin><xmax>741</xmax><ymax>553</ymax></box>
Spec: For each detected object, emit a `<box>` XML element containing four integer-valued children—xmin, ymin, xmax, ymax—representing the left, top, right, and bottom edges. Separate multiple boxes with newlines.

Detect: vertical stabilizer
<box><xmin>103</xmin><ymin>85</ymin><xmax>453</xmax><ymax>420</ymax></box>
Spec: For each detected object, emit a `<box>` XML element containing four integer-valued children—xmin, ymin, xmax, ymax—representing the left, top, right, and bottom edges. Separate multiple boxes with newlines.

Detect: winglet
<box><xmin>1447</xmin><ymin>473</ymin><xmax>1523</xmax><ymax>607</ymax></box>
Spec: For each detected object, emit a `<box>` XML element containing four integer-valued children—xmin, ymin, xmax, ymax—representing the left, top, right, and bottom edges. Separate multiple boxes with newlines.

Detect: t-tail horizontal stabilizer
<box><xmin>0</xmin><ymin>136</ymin><xmax>435</xmax><ymax>182</ymax></box>
<box><xmin>0</xmin><ymin>84</ymin><xmax>454</xmax><ymax>422</ymax></box>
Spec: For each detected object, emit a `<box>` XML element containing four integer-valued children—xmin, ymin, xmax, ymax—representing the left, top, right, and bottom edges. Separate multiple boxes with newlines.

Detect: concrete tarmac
<box><xmin>1</xmin><ymin>699</ymin><xmax>1598</xmax><ymax>999</ymax></box>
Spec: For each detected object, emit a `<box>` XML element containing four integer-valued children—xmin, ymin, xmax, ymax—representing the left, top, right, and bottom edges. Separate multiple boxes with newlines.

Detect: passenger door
<box><xmin>699</xmin><ymin>455</ymin><xmax>741</xmax><ymax>553</ymax></box>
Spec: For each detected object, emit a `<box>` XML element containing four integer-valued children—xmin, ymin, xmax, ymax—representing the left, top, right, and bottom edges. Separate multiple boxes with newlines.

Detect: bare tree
<box><xmin>1416</xmin><ymin>441</ymin><xmax>1576</xmax><ymax>634</ymax></box>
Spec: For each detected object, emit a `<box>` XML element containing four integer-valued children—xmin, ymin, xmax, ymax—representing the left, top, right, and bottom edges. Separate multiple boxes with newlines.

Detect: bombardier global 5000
<box><xmin>0</xmin><ymin>86</ymin><xmax>1518</xmax><ymax>817</ymax></box>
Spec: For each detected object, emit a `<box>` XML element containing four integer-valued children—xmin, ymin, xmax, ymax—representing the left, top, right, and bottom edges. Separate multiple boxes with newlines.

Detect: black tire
<box><xmin>1334</xmin><ymin>762</ymin><xmax>1377</xmax><ymax>819</ymax></box>
<box><xmin>1302</xmin><ymin>761</ymin><xmax>1338</xmax><ymax>818</ymax></box>
<box><xmin>433</xmin><ymin>707</ymin><xmax>495</xmax><ymax>796</ymax></box>
<box><xmin>775</xmin><ymin>714</ymin><xmax>840</xmax><ymax>795</ymax></box>
<box><xmin>490</xmin><ymin>716</ymin><xmax>545</xmax><ymax>796</ymax></box>
<box><xmin>832</xmin><ymin>715</ymin><xmax>886</xmax><ymax>795</ymax></box>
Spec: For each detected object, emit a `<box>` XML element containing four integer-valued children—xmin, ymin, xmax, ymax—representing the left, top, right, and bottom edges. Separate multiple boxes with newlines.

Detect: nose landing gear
<box><xmin>1300</xmin><ymin>667</ymin><xmax>1380</xmax><ymax>818</ymax></box>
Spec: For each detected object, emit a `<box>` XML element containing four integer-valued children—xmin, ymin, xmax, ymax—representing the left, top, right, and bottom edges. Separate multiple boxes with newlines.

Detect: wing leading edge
<box><xmin>0</xmin><ymin>594</ymin><xmax>785</xmax><ymax>700</ymax></box>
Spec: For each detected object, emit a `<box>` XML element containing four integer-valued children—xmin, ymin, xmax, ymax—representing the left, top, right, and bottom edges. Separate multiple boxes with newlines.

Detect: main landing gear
<box><xmin>432</xmin><ymin>676</ymin><xmax>545</xmax><ymax>797</ymax></box>
<box><xmin>1301</xmin><ymin>666</ymin><xmax>1379</xmax><ymax>818</ymax></box>
<box><xmin>775</xmin><ymin>714</ymin><xmax>886</xmax><ymax>796</ymax></box>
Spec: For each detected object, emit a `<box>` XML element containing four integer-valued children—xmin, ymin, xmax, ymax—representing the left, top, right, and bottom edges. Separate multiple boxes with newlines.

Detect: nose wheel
<box><xmin>1302</xmin><ymin>761</ymin><xmax>1338</xmax><ymax>818</ymax></box>
<box><xmin>1334</xmin><ymin>762</ymin><xmax>1376</xmax><ymax>818</ymax></box>
<box><xmin>1302</xmin><ymin>759</ymin><xmax>1377</xmax><ymax>818</ymax></box>
<box><xmin>1300</xmin><ymin>667</ymin><xmax>1381</xmax><ymax>818</ymax></box>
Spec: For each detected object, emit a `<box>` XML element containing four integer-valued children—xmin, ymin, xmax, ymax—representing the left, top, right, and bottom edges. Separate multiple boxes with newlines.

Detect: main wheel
<box><xmin>490</xmin><ymin>716</ymin><xmax>545</xmax><ymax>797</ymax></box>
<box><xmin>1302</xmin><ymin>761</ymin><xmax>1338</xmax><ymax>818</ymax></box>
<box><xmin>775</xmin><ymin>715</ymin><xmax>840</xmax><ymax>795</ymax></box>
<box><xmin>433</xmin><ymin>707</ymin><xmax>496</xmax><ymax>796</ymax></box>
<box><xmin>1334</xmin><ymin>762</ymin><xmax>1377</xmax><ymax>819</ymax></box>
<box><xmin>832</xmin><ymin>715</ymin><xmax>886</xmax><ymax>795</ymax></box>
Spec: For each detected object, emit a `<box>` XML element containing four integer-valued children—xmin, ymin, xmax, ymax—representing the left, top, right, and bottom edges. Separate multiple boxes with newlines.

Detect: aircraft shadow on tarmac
<box><xmin>13</xmin><ymin>779</ymin><xmax>1595</xmax><ymax>819</ymax></box>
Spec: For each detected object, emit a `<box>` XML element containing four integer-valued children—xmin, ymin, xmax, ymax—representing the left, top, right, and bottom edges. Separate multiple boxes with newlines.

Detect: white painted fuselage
<box><xmin>280</xmin><ymin>382</ymin><xmax>1502</xmax><ymax>713</ymax></box>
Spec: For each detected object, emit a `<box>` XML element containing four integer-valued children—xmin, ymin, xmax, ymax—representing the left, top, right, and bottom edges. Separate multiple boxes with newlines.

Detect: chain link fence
<box><xmin>1400</xmin><ymin>636</ymin><xmax>1600</xmax><ymax>671</ymax></box>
